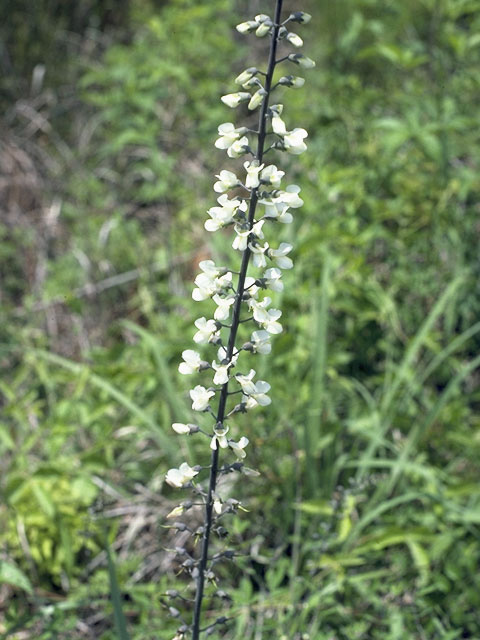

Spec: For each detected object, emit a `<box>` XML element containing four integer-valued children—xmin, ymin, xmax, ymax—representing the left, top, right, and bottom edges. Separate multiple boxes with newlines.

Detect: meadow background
<box><xmin>1</xmin><ymin>0</ymin><xmax>479</xmax><ymax>638</ymax></box>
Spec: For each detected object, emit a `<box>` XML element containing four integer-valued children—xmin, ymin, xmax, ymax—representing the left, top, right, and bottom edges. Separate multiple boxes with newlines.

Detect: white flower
<box><xmin>214</xmin><ymin>169</ymin><xmax>239</xmax><ymax>193</ymax></box>
<box><xmin>193</xmin><ymin>317</ymin><xmax>218</xmax><ymax>344</ymax></box>
<box><xmin>213</xmin><ymin>497</ymin><xmax>223</xmax><ymax>514</ymax></box>
<box><xmin>244</xmin><ymin>275</ymin><xmax>260</xmax><ymax>298</ymax></box>
<box><xmin>212</xmin><ymin>294</ymin><xmax>235</xmax><ymax>321</ymax></box>
<box><xmin>249</xmin><ymin>298</ymin><xmax>283</xmax><ymax>334</ymax></box>
<box><xmin>221</xmin><ymin>92</ymin><xmax>250</xmax><ymax>108</ymax></box>
<box><xmin>192</xmin><ymin>270</ymin><xmax>232</xmax><ymax>301</ymax></box>
<box><xmin>192</xmin><ymin>272</ymin><xmax>216</xmax><ymax>300</ymax></box>
<box><xmin>205</xmin><ymin>194</ymin><xmax>247</xmax><ymax>232</ymax></box>
<box><xmin>235</xmin><ymin>67</ymin><xmax>258</xmax><ymax>85</ymax></box>
<box><xmin>236</xmin><ymin>20</ymin><xmax>257</xmax><ymax>34</ymax></box>
<box><xmin>268</xmin><ymin>242</ymin><xmax>294</xmax><ymax>269</ymax></box>
<box><xmin>248</xmin><ymin>89</ymin><xmax>266</xmax><ymax>110</ymax></box>
<box><xmin>232</xmin><ymin>220</ymin><xmax>264</xmax><ymax>251</ymax></box>
<box><xmin>264</xmin><ymin>267</ymin><xmax>283</xmax><ymax>292</ymax></box>
<box><xmin>251</xmin><ymin>330</ymin><xmax>272</xmax><ymax>354</ymax></box>
<box><xmin>281</xmin><ymin>185</ymin><xmax>304</xmax><ymax>208</ymax></box>
<box><xmin>178</xmin><ymin>350</ymin><xmax>203</xmax><ymax>374</ymax></box>
<box><xmin>165</xmin><ymin>462</ymin><xmax>199</xmax><ymax>488</ymax></box>
<box><xmin>190</xmin><ymin>385</ymin><xmax>215</xmax><ymax>411</ymax></box>
<box><xmin>260</xmin><ymin>164</ymin><xmax>284</xmax><ymax>187</ymax></box>
<box><xmin>286</xmin><ymin>32</ymin><xmax>303</xmax><ymax>47</ymax></box>
<box><xmin>249</xmin><ymin>241</ymin><xmax>269</xmax><ymax>268</ymax></box>
<box><xmin>199</xmin><ymin>259</ymin><xmax>221</xmax><ymax>278</ymax></box>
<box><xmin>228</xmin><ymin>136</ymin><xmax>250</xmax><ymax>158</ymax></box>
<box><xmin>283</xmin><ymin>128</ymin><xmax>308</xmax><ymax>154</ymax></box>
<box><xmin>210</xmin><ymin>424</ymin><xmax>229</xmax><ymax>450</ymax></box>
<box><xmin>257</xmin><ymin>308</ymin><xmax>283</xmax><ymax>334</ymax></box>
<box><xmin>229</xmin><ymin>436</ymin><xmax>249</xmax><ymax>459</ymax></box>
<box><xmin>255</xmin><ymin>14</ymin><xmax>270</xmax><ymax>23</ymax></box>
<box><xmin>288</xmin><ymin>53</ymin><xmax>316</xmax><ymax>68</ymax></box>
<box><xmin>235</xmin><ymin>369</ymin><xmax>271</xmax><ymax>405</ymax></box>
<box><xmin>232</xmin><ymin>224</ymin><xmax>250</xmax><ymax>251</ymax></box>
<box><xmin>235</xmin><ymin>369</ymin><xmax>257</xmax><ymax>394</ymax></box>
<box><xmin>272</xmin><ymin>114</ymin><xmax>287</xmax><ymax>135</ymax></box>
<box><xmin>244</xmin><ymin>161</ymin><xmax>264</xmax><ymax>189</ymax></box>
<box><xmin>215</xmin><ymin>123</ymin><xmax>244</xmax><ymax>150</ymax></box>
<box><xmin>171</xmin><ymin>422</ymin><xmax>194</xmax><ymax>434</ymax></box>
<box><xmin>212</xmin><ymin>360</ymin><xmax>230</xmax><ymax>385</ymax></box>
<box><xmin>249</xmin><ymin>380</ymin><xmax>271</xmax><ymax>406</ymax></box>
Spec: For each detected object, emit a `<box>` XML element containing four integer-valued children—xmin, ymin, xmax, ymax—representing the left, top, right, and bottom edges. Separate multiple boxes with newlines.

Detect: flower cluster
<box><xmin>164</xmin><ymin>5</ymin><xmax>313</xmax><ymax>638</ymax></box>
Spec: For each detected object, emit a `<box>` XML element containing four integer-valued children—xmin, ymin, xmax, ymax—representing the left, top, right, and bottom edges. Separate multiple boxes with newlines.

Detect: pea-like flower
<box><xmin>165</xmin><ymin>462</ymin><xmax>199</xmax><ymax>488</ymax></box>
<box><xmin>215</xmin><ymin>123</ymin><xmax>246</xmax><ymax>150</ymax></box>
<box><xmin>248</xmin><ymin>297</ymin><xmax>283</xmax><ymax>334</ymax></box>
<box><xmin>227</xmin><ymin>136</ymin><xmax>250</xmax><ymax>158</ymax></box>
<box><xmin>283</xmin><ymin>128</ymin><xmax>308</xmax><ymax>154</ymax></box>
<box><xmin>268</xmin><ymin>242</ymin><xmax>294</xmax><ymax>269</ymax></box>
<box><xmin>229</xmin><ymin>436</ymin><xmax>249</xmax><ymax>459</ymax></box>
<box><xmin>192</xmin><ymin>270</ymin><xmax>232</xmax><ymax>302</ymax></box>
<box><xmin>193</xmin><ymin>317</ymin><xmax>219</xmax><ymax>344</ymax></box>
<box><xmin>250</xmin><ymin>329</ymin><xmax>272</xmax><ymax>354</ymax></box>
<box><xmin>212</xmin><ymin>294</ymin><xmax>235</xmax><ymax>321</ymax></box>
<box><xmin>260</xmin><ymin>164</ymin><xmax>284</xmax><ymax>187</ymax></box>
<box><xmin>190</xmin><ymin>385</ymin><xmax>215</xmax><ymax>411</ymax></box>
<box><xmin>244</xmin><ymin>160</ymin><xmax>264</xmax><ymax>189</ymax></box>
<box><xmin>214</xmin><ymin>169</ymin><xmax>239</xmax><ymax>193</ymax></box>
<box><xmin>249</xmin><ymin>241</ymin><xmax>269</xmax><ymax>268</ymax></box>
<box><xmin>205</xmin><ymin>194</ymin><xmax>247</xmax><ymax>232</ymax></box>
<box><xmin>210</xmin><ymin>424</ymin><xmax>229</xmax><ymax>450</ymax></box>
<box><xmin>178</xmin><ymin>350</ymin><xmax>204</xmax><ymax>374</ymax></box>
<box><xmin>263</xmin><ymin>267</ymin><xmax>283</xmax><ymax>292</ymax></box>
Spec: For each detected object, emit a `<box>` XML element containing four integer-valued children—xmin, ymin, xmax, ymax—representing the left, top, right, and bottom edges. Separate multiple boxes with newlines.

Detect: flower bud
<box><xmin>289</xmin><ymin>11</ymin><xmax>312</xmax><ymax>23</ymax></box>
<box><xmin>255</xmin><ymin>21</ymin><xmax>272</xmax><ymax>37</ymax></box>
<box><xmin>236</xmin><ymin>20</ymin><xmax>257</xmax><ymax>34</ymax></box>
<box><xmin>269</xmin><ymin>103</ymin><xmax>284</xmax><ymax>116</ymax></box>
<box><xmin>255</xmin><ymin>14</ymin><xmax>270</xmax><ymax>23</ymax></box>
<box><xmin>248</xmin><ymin>89</ymin><xmax>266</xmax><ymax>111</ymax></box>
<box><xmin>235</xmin><ymin>67</ymin><xmax>258</xmax><ymax>85</ymax></box>
<box><xmin>287</xmin><ymin>32</ymin><xmax>303</xmax><ymax>47</ymax></box>
<box><xmin>288</xmin><ymin>53</ymin><xmax>316</xmax><ymax>68</ymax></box>
<box><xmin>221</xmin><ymin>92</ymin><xmax>250</xmax><ymax>108</ymax></box>
<box><xmin>278</xmin><ymin>75</ymin><xmax>305</xmax><ymax>89</ymax></box>
<box><xmin>169</xmin><ymin>607</ymin><xmax>181</xmax><ymax>618</ymax></box>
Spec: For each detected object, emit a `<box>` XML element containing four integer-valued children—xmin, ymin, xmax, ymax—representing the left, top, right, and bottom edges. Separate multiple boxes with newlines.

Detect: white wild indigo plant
<box><xmin>164</xmin><ymin>2</ymin><xmax>314</xmax><ymax>637</ymax></box>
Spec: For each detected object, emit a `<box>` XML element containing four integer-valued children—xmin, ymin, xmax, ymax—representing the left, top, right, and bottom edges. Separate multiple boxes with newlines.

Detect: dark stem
<box><xmin>191</xmin><ymin>2</ymin><xmax>283</xmax><ymax>637</ymax></box>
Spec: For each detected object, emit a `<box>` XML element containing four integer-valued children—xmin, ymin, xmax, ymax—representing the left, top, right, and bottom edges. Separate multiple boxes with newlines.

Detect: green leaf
<box><xmin>0</xmin><ymin>561</ymin><xmax>33</xmax><ymax>594</ymax></box>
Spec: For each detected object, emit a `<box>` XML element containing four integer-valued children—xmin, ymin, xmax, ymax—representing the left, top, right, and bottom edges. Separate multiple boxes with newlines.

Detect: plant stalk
<box><xmin>191</xmin><ymin>1</ymin><xmax>284</xmax><ymax>637</ymax></box>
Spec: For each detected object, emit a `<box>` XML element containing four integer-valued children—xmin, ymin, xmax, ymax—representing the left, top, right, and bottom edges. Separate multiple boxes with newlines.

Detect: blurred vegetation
<box><xmin>1</xmin><ymin>0</ymin><xmax>479</xmax><ymax>638</ymax></box>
